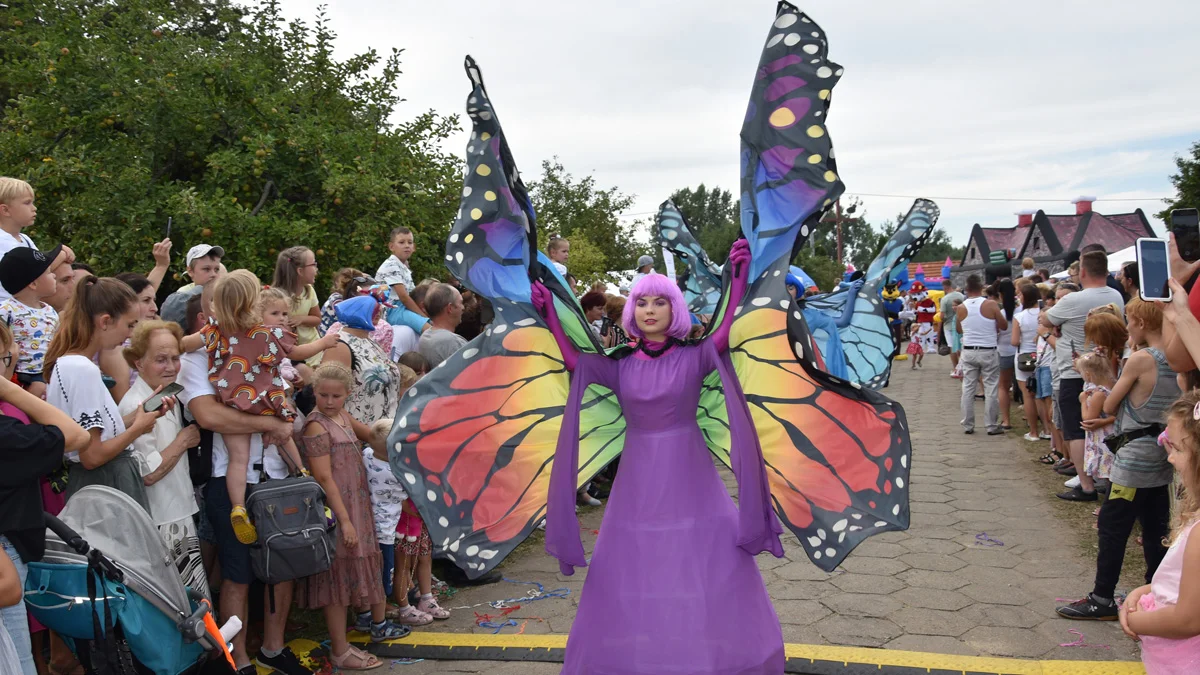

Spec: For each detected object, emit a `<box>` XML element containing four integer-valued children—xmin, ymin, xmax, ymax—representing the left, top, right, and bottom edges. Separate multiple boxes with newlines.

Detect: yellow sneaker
<box><xmin>230</xmin><ymin>505</ymin><xmax>257</xmax><ymax>544</ymax></box>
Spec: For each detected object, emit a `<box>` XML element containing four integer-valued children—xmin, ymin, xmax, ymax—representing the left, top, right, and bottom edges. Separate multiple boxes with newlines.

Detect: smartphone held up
<box><xmin>1136</xmin><ymin>237</ymin><xmax>1172</xmax><ymax>302</ymax></box>
<box><xmin>1172</xmin><ymin>208</ymin><xmax>1200</xmax><ymax>263</ymax></box>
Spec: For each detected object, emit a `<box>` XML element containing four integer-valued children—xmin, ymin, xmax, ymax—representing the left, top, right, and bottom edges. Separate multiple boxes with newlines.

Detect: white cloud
<box><xmin>279</xmin><ymin>0</ymin><xmax>1199</xmax><ymax>245</ymax></box>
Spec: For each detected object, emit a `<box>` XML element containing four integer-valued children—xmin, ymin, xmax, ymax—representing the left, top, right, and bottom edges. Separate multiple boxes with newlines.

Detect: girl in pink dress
<box><xmin>1120</xmin><ymin>392</ymin><xmax>1200</xmax><ymax>674</ymax></box>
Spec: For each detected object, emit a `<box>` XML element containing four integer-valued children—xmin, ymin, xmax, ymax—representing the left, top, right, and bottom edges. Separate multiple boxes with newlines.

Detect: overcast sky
<box><xmin>279</xmin><ymin>1</ymin><xmax>1199</xmax><ymax>247</ymax></box>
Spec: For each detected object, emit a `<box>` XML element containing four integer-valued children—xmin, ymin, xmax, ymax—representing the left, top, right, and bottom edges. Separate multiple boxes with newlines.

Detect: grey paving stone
<box><xmin>891</xmin><ymin>586</ymin><xmax>973</xmax><ymax>611</ymax></box>
<box><xmin>883</xmin><ymin>634</ymin><xmax>980</xmax><ymax>656</ymax></box>
<box><xmin>771</xmin><ymin>580</ymin><xmax>838</xmax><ymax>600</ymax></box>
<box><xmin>887</xmin><ymin>607</ymin><xmax>973</xmax><ymax>637</ymax></box>
<box><xmin>775</xmin><ymin>598</ymin><xmax>832</xmax><ymax>626</ymax></box>
<box><xmin>835</xmin><ymin>556</ymin><xmax>910</xmax><ymax>576</ymax></box>
<box><xmin>909</xmin><ymin>501</ymin><xmax>956</xmax><ymax>515</ymax></box>
<box><xmin>775</xmin><ymin>561</ymin><xmax>838</xmax><ymax>582</ymax></box>
<box><xmin>813</xmin><ymin>615</ymin><xmax>902</xmax><ymax>647</ymax></box>
<box><xmin>974</xmin><ymin>604</ymin><xmax>1047</xmax><ymax>629</ymax></box>
<box><xmin>821</xmin><ymin>592</ymin><xmax>904</xmax><ymax>618</ymax></box>
<box><xmin>829</xmin><ymin>573</ymin><xmax>906</xmax><ymax>594</ymax></box>
<box><xmin>896</xmin><ymin>568</ymin><xmax>971</xmax><ymax>590</ymax></box>
<box><xmin>909</xmin><ymin>491</ymin><xmax>954</xmax><ymax>503</ymax></box>
<box><xmin>960</xmin><ymin>625</ymin><xmax>1058</xmax><ymax>658</ymax></box>
<box><xmin>898</xmin><ymin>552</ymin><xmax>967</xmax><ymax>572</ymax></box>
<box><xmin>953</xmin><ymin>548</ymin><xmax>1025</xmax><ymax>569</ymax></box>
<box><xmin>899</xmin><ymin>538</ymin><xmax>964</xmax><ymax>554</ymax></box>
<box><xmin>850</xmin><ymin>541</ymin><xmax>907</xmax><ymax>559</ymax></box>
<box><xmin>959</xmin><ymin>583</ymin><xmax>1035</xmax><ymax>606</ymax></box>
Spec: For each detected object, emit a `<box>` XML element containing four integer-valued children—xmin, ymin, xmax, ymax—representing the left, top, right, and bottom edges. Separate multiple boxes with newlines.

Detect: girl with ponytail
<box><xmin>44</xmin><ymin>277</ymin><xmax>169</xmax><ymax>509</ymax></box>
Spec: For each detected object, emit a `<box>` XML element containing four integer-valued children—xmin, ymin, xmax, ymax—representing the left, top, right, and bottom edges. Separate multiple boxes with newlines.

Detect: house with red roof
<box><xmin>952</xmin><ymin>197</ymin><xmax>1157</xmax><ymax>286</ymax></box>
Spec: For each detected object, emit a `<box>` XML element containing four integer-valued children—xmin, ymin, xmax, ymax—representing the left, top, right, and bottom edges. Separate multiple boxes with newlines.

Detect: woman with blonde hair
<box><xmin>119</xmin><ymin>320</ymin><xmax>208</xmax><ymax>596</ymax></box>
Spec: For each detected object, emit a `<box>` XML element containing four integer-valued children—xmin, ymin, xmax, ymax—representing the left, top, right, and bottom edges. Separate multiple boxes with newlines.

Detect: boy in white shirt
<box><xmin>0</xmin><ymin>244</ymin><xmax>66</xmax><ymax>398</ymax></box>
<box><xmin>376</xmin><ymin>227</ymin><xmax>430</xmax><ymax>338</ymax></box>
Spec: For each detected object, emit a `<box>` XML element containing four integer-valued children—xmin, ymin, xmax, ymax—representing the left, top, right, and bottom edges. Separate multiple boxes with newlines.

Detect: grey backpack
<box><xmin>246</xmin><ymin>453</ymin><xmax>334</xmax><ymax>585</ymax></box>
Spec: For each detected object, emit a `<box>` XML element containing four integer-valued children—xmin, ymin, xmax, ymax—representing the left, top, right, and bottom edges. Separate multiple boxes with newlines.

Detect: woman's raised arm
<box><xmin>708</xmin><ymin>239</ymin><xmax>751</xmax><ymax>354</ymax></box>
<box><xmin>533</xmin><ymin>281</ymin><xmax>580</xmax><ymax>371</ymax></box>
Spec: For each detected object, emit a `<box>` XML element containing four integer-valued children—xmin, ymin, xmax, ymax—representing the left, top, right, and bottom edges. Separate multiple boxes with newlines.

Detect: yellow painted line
<box><xmin>345</xmin><ymin>633</ymin><xmax>1144</xmax><ymax>673</ymax></box>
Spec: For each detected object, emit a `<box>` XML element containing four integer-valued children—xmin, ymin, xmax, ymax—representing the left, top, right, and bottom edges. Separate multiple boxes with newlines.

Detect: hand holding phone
<box><xmin>143</xmin><ymin>381</ymin><xmax>185</xmax><ymax>413</ymax></box>
<box><xmin>1136</xmin><ymin>238</ymin><xmax>1172</xmax><ymax>302</ymax></box>
<box><xmin>1171</xmin><ymin>208</ymin><xmax>1199</xmax><ymax>263</ymax></box>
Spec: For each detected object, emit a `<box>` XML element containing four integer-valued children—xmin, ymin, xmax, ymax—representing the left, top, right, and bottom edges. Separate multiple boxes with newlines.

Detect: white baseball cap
<box><xmin>186</xmin><ymin>244</ymin><xmax>225</xmax><ymax>268</ymax></box>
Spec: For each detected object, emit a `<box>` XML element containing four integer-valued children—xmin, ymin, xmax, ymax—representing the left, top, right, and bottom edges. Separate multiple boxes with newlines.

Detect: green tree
<box><xmin>793</xmin><ymin>248</ymin><xmax>843</xmax><ymax>292</ymax></box>
<box><xmin>529</xmin><ymin>159</ymin><xmax>647</xmax><ymax>284</ymax></box>
<box><xmin>0</xmin><ymin>0</ymin><xmax>462</xmax><ymax>290</ymax></box>
<box><xmin>1159</xmin><ymin>140</ymin><xmax>1200</xmax><ymax>220</ymax></box>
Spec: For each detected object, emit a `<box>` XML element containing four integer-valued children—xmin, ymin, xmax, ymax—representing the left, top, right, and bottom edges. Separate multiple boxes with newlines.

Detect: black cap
<box><xmin>0</xmin><ymin>244</ymin><xmax>63</xmax><ymax>295</ymax></box>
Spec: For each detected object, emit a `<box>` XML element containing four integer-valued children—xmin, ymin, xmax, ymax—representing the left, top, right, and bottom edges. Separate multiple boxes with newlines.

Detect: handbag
<box><xmin>1017</xmin><ymin>353</ymin><xmax>1037</xmax><ymax>373</ymax></box>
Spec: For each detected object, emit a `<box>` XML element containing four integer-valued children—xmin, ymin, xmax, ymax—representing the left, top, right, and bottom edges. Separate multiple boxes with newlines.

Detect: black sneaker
<box><xmin>1055</xmin><ymin>465</ymin><xmax>1078</xmax><ymax>476</ymax></box>
<box><xmin>1055</xmin><ymin>594</ymin><xmax>1118</xmax><ymax>620</ymax></box>
<box><xmin>1056</xmin><ymin>486</ymin><xmax>1098</xmax><ymax>502</ymax></box>
<box><xmin>254</xmin><ymin>647</ymin><xmax>313</xmax><ymax>675</ymax></box>
<box><xmin>964</xmin><ymin>429</ymin><xmax>975</xmax><ymax>435</ymax></box>
<box><xmin>987</xmin><ymin>429</ymin><xmax>1004</xmax><ymax>436</ymax></box>
<box><xmin>237</xmin><ymin>666</ymin><xmax>257</xmax><ymax>675</ymax></box>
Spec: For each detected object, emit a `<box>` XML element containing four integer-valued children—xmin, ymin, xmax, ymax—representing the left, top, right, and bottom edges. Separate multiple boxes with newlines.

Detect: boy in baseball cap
<box><xmin>161</xmin><ymin>244</ymin><xmax>224</xmax><ymax>326</ymax></box>
<box><xmin>0</xmin><ymin>244</ymin><xmax>66</xmax><ymax>397</ymax></box>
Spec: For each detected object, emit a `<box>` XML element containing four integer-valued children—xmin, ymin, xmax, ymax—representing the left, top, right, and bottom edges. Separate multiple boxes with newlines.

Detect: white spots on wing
<box><xmin>751</xmin><ymin>297</ymin><xmax>770</xmax><ymax>307</ymax></box>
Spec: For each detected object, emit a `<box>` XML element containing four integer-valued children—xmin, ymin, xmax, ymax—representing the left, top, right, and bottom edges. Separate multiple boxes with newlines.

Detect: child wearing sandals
<box><xmin>361</xmin><ymin>418</ymin><xmax>407</xmax><ymax>623</ymax></box>
<box><xmin>297</xmin><ymin>364</ymin><xmax>406</xmax><ymax>671</ymax></box>
<box><xmin>1119</xmin><ymin>391</ymin><xmax>1200</xmax><ymax>674</ymax></box>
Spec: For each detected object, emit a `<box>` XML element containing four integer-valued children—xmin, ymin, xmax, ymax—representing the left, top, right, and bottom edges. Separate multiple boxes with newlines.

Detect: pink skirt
<box><xmin>1138</xmin><ymin>593</ymin><xmax>1200</xmax><ymax>674</ymax></box>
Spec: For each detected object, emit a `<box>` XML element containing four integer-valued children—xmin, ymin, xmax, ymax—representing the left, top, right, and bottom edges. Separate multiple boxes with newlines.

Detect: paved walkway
<box><xmin>383</xmin><ymin>358</ymin><xmax>1141</xmax><ymax>673</ymax></box>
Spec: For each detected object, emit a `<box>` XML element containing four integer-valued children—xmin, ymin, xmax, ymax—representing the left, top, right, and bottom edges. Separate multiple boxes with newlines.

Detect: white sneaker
<box><xmin>1039</xmin><ymin>433</ymin><xmax>1053</xmax><ymax>440</ymax></box>
<box><xmin>580</xmin><ymin>495</ymin><xmax>601</xmax><ymax>507</ymax></box>
<box><xmin>1023</xmin><ymin>433</ymin><xmax>1040</xmax><ymax>442</ymax></box>
<box><xmin>1065</xmin><ymin>475</ymin><xmax>1081</xmax><ymax>488</ymax></box>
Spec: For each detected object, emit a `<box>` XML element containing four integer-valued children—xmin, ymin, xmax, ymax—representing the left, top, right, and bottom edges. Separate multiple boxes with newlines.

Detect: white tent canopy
<box><xmin>1050</xmin><ymin>245</ymin><xmax>1135</xmax><ymax>279</ymax></box>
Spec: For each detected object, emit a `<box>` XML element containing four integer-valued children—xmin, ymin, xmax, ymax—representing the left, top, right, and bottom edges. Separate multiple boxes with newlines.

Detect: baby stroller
<box><xmin>23</xmin><ymin>486</ymin><xmax>236</xmax><ymax>674</ymax></box>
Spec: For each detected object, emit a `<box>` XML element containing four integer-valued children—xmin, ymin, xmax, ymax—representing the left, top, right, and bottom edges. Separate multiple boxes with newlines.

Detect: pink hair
<box><xmin>622</xmin><ymin>273</ymin><xmax>692</xmax><ymax>340</ymax></box>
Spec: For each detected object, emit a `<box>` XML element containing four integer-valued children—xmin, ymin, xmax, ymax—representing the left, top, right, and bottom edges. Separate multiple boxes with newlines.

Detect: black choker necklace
<box><xmin>638</xmin><ymin>337</ymin><xmax>678</xmax><ymax>358</ymax></box>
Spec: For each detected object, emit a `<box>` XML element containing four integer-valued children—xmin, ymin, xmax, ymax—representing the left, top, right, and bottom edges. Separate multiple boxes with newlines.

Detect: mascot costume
<box><xmin>882</xmin><ymin>281</ymin><xmax>905</xmax><ymax>360</ymax></box>
<box><xmin>905</xmin><ymin>281</ymin><xmax>938</xmax><ymax>367</ymax></box>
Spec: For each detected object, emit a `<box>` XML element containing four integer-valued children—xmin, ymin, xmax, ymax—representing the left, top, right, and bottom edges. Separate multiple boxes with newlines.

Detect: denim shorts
<box><xmin>1034</xmin><ymin>366</ymin><xmax>1053</xmax><ymax>399</ymax></box>
<box><xmin>380</xmin><ymin>543</ymin><xmax>395</xmax><ymax>597</ymax></box>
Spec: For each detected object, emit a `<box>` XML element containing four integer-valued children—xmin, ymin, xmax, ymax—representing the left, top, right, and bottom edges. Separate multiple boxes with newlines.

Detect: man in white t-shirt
<box><xmin>175</xmin><ymin>287</ymin><xmax>312</xmax><ymax>675</ymax></box>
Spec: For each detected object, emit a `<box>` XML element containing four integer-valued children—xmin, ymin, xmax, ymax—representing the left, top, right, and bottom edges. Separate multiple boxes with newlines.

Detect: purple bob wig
<box><xmin>622</xmin><ymin>273</ymin><xmax>693</xmax><ymax>340</ymax></box>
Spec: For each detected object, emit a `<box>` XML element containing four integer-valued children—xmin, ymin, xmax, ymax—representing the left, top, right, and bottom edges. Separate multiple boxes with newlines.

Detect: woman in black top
<box><xmin>0</xmin><ymin>347</ymin><xmax>90</xmax><ymax>675</ymax></box>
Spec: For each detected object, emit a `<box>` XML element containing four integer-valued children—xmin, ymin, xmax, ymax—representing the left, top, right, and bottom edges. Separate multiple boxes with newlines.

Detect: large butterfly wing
<box><xmin>387</xmin><ymin>58</ymin><xmax>623</xmax><ymax>579</ymax></box>
<box><xmin>698</xmin><ymin>3</ymin><xmax>911</xmax><ymax>573</ymax></box>
<box><xmin>739</xmin><ymin>3</ymin><xmax>845</xmax><ymax>277</ymax></box>
<box><xmin>804</xmin><ymin>199</ymin><xmax>940</xmax><ymax>388</ymax></box>
<box><xmin>657</xmin><ymin>200</ymin><xmax>724</xmax><ymax>315</ymax></box>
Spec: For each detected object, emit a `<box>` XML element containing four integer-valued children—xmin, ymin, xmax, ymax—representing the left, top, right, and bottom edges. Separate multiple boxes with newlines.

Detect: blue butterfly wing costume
<box><xmin>389</xmin><ymin>2</ymin><xmax>910</xmax><ymax>579</ymax></box>
<box><xmin>656</xmin><ymin>200</ymin><xmax>724</xmax><ymax>315</ymax></box>
<box><xmin>803</xmin><ymin>198</ymin><xmax>940</xmax><ymax>388</ymax></box>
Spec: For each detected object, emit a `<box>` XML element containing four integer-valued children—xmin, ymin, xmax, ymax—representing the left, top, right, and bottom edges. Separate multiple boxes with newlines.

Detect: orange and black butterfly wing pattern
<box><xmin>386</xmin><ymin>58</ymin><xmax>624</xmax><ymax>579</ymax></box>
<box><xmin>695</xmin><ymin>3</ymin><xmax>911</xmax><ymax>572</ymax></box>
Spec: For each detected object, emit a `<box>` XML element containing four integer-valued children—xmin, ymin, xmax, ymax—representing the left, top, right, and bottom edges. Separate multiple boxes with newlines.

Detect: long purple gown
<box><xmin>546</xmin><ymin>338</ymin><xmax>786</xmax><ymax>674</ymax></box>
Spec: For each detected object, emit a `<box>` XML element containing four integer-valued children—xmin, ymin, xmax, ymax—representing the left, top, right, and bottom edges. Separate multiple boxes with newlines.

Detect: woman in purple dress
<box><xmin>537</xmin><ymin>239</ymin><xmax>787</xmax><ymax>675</ymax></box>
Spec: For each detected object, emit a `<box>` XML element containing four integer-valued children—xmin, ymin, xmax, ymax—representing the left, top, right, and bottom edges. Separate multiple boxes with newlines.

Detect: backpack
<box><xmin>246</xmin><ymin>451</ymin><xmax>334</xmax><ymax>586</ymax></box>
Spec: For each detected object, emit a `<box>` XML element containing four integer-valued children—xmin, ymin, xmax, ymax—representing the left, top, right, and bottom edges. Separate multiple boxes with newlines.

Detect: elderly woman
<box><xmin>118</xmin><ymin>320</ymin><xmax>208</xmax><ymax>598</ymax></box>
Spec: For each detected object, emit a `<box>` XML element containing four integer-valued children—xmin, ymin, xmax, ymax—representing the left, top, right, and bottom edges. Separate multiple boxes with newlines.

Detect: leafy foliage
<box><xmin>1159</xmin><ymin>140</ymin><xmax>1200</xmax><ymax>221</ymax></box>
<box><xmin>529</xmin><ymin>159</ymin><xmax>648</xmax><ymax>286</ymax></box>
<box><xmin>0</xmin><ymin>0</ymin><xmax>462</xmax><ymax>291</ymax></box>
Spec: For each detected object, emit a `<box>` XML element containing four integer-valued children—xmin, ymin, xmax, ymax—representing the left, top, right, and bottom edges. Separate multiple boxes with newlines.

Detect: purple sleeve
<box><xmin>541</xmin><ymin>296</ymin><xmax>579</xmax><ymax>372</ymax></box>
<box><xmin>707</xmin><ymin>340</ymin><xmax>784</xmax><ymax>557</ymax></box>
<box><xmin>544</xmin><ymin>356</ymin><xmax>592</xmax><ymax>574</ymax></box>
<box><xmin>708</xmin><ymin>269</ymin><xmax>748</xmax><ymax>354</ymax></box>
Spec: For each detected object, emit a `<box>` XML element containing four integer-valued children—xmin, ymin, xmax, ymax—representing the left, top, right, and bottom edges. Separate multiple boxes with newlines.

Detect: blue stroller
<box><xmin>23</xmin><ymin>486</ymin><xmax>236</xmax><ymax>674</ymax></box>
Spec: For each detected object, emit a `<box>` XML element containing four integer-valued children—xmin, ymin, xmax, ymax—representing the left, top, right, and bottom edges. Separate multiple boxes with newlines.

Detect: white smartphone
<box><xmin>1136</xmin><ymin>237</ymin><xmax>1172</xmax><ymax>302</ymax></box>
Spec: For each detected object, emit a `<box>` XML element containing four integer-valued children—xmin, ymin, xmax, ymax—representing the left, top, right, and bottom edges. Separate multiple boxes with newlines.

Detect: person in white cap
<box><xmin>631</xmin><ymin>255</ymin><xmax>654</xmax><ymax>287</ymax></box>
<box><xmin>160</xmin><ymin>244</ymin><xmax>225</xmax><ymax>327</ymax></box>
